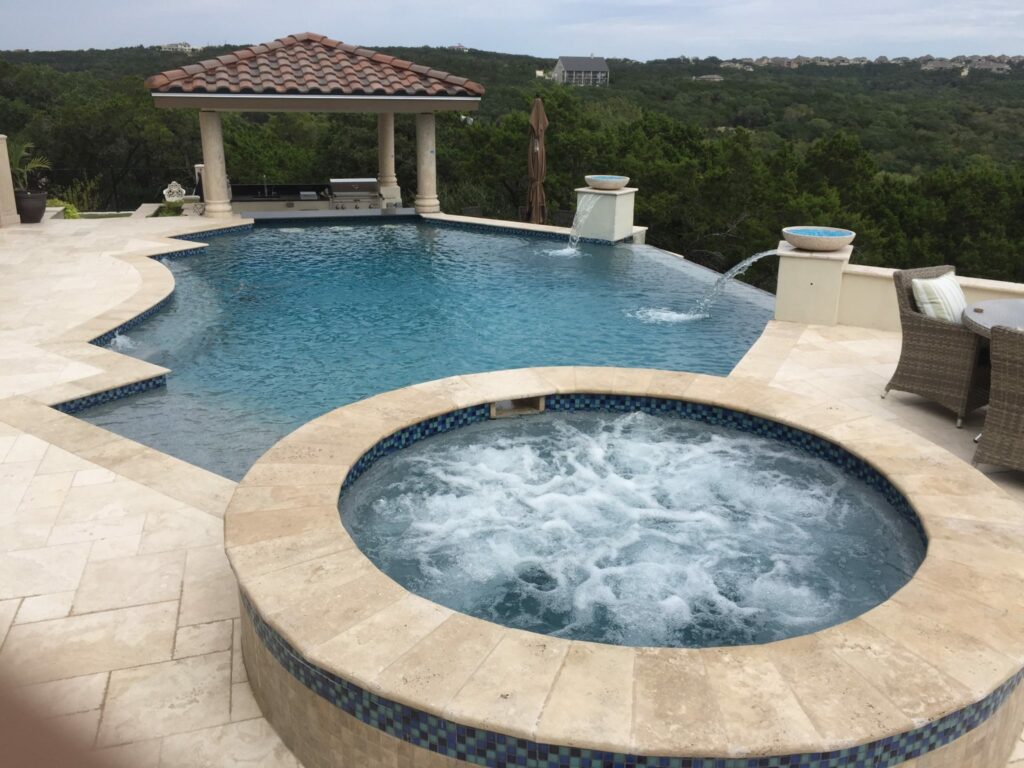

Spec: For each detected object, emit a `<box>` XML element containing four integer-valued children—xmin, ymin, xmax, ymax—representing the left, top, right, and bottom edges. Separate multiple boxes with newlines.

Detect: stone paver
<box><xmin>173</xmin><ymin>619</ymin><xmax>233</xmax><ymax>659</ymax></box>
<box><xmin>0</xmin><ymin>600</ymin><xmax>178</xmax><ymax>683</ymax></box>
<box><xmin>734</xmin><ymin>321</ymin><xmax>1024</xmax><ymax>505</ymax></box>
<box><xmin>158</xmin><ymin>719</ymin><xmax>301</xmax><ymax>767</ymax></box>
<box><xmin>97</xmin><ymin>650</ymin><xmax>232</xmax><ymax>746</ymax></box>
<box><xmin>0</xmin><ymin>215</ymin><xmax>297</xmax><ymax>766</ymax></box>
<box><xmin>0</xmin><ymin>419</ymin><xmax>293</xmax><ymax>761</ymax></box>
<box><xmin>73</xmin><ymin>550</ymin><xmax>186</xmax><ymax>614</ymax></box>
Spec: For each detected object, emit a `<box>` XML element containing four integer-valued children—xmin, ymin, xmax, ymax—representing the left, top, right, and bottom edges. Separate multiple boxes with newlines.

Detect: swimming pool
<box><xmin>81</xmin><ymin>221</ymin><xmax>773</xmax><ymax>479</ymax></box>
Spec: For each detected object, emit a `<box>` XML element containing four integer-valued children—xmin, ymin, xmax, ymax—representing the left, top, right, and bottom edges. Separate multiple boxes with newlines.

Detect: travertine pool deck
<box><xmin>0</xmin><ymin>215</ymin><xmax>1022</xmax><ymax>766</ymax></box>
<box><xmin>0</xmin><ymin>215</ymin><xmax>298</xmax><ymax>766</ymax></box>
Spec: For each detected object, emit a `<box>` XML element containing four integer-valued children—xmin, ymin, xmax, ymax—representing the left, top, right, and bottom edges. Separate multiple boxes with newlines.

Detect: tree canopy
<box><xmin>2</xmin><ymin>45</ymin><xmax>1022</xmax><ymax>288</ymax></box>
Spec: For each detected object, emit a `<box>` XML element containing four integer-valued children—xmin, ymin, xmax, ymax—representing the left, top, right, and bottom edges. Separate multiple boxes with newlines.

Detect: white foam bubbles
<box><xmin>108</xmin><ymin>332</ymin><xmax>137</xmax><ymax>352</ymax></box>
<box><xmin>629</xmin><ymin>307</ymin><xmax>708</xmax><ymax>324</ymax></box>
<box><xmin>341</xmin><ymin>411</ymin><xmax>924</xmax><ymax>647</ymax></box>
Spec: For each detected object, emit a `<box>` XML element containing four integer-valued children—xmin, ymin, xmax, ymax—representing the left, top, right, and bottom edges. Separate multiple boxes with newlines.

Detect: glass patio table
<box><xmin>962</xmin><ymin>299</ymin><xmax>1024</xmax><ymax>338</ymax></box>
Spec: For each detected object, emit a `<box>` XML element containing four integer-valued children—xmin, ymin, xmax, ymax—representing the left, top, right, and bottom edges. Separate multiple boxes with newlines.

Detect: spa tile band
<box><xmin>244</xmin><ymin>589</ymin><xmax>1023</xmax><ymax>768</ymax></box>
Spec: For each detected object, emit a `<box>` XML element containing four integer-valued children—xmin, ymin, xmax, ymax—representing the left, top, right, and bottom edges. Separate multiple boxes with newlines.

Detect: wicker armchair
<box><xmin>883</xmin><ymin>266</ymin><xmax>989</xmax><ymax>427</ymax></box>
<box><xmin>973</xmin><ymin>326</ymin><xmax>1024</xmax><ymax>471</ymax></box>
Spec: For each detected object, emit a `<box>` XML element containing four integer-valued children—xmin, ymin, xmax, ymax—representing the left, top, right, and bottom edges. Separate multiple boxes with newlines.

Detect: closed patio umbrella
<box><xmin>526</xmin><ymin>97</ymin><xmax>548</xmax><ymax>224</ymax></box>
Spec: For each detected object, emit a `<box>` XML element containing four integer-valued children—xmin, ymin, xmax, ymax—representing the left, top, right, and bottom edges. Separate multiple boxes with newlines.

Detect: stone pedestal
<box><xmin>0</xmin><ymin>135</ymin><xmax>21</xmax><ymax>227</ymax></box>
<box><xmin>414</xmin><ymin>113</ymin><xmax>440</xmax><ymax>214</ymax></box>
<box><xmin>574</xmin><ymin>187</ymin><xmax>636</xmax><ymax>243</ymax></box>
<box><xmin>377</xmin><ymin>113</ymin><xmax>402</xmax><ymax>208</ymax></box>
<box><xmin>198</xmin><ymin>111</ymin><xmax>233</xmax><ymax>218</ymax></box>
<box><xmin>774</xmin><ymin>240</ymin><xmax>853</xmax><ymax>325</ymax></box>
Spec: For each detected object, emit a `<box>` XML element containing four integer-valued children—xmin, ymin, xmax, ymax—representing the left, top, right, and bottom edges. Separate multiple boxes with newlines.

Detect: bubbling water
<box><xmin>341</xmin><ymin>411</ymin><xmax>925</xmax><ymax>648</ymax></box>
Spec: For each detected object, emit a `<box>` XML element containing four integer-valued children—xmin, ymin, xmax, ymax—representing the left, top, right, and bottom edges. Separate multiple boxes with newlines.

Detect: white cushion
<box><xmin>911</xmin><ymin>271</ymin><xmax>967</xmax><ymax>324</ymax></box>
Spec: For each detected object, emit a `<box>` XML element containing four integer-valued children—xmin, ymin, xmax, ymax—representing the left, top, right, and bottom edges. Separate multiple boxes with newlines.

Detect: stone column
<box><xmin>377</xmin><ymin>113</ymin><xmax>402</xmax><ymax>208</ymax></box>
<box><xmin>198</xmin><ymin>111</ymin><xmax>232</xmax><ymax>218</ymax></box>
<box><xmin>414</xmin><ymin>113</ymin><xmax>440</xmax><ymax>214</ymax></box>
<box><xmin>0</xmin><ymin>135</ymin><xmax>20</xmax><ymax>227</ymax></box>
<box><xmin>574</xmin><ymin>187</ymin><xmax>638</xmax><ymax>243</ymax></box>
<box><xmin>774</xmin><ymin>240</ymin><xmax>853</xmax><ymax>325</ymax></box>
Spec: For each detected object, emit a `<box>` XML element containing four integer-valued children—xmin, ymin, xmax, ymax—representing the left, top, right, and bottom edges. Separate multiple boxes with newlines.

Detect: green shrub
<box><xmin>46</xmin><ymin>198</ymin><xmax>81</xmax><ymax>218</ymax></box>
<box><xmin>53</xmin><ymin>177</ymin><xmax>101</xmax><ymax>213</ymax></box>
<box><xmin>153</xmin><ymin>200</ymin><xmax>184</xmax><ymax>217</ymax></box>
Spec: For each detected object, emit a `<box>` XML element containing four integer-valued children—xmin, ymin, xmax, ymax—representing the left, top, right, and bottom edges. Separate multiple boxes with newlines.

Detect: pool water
<box><xmin>82</xmin><ymin>222</ymin><xmax>773</xmax><ymax>479</ymax></box>
<box><xmin>341</xmin><ymin>411</ymin><xmax>925</xmax><ymax>648</ymax></box>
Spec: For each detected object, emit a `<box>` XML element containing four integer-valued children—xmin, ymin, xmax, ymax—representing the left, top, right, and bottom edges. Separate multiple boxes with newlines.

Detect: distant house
<box><xmin>447</xmin><ymin>44</ymin><xmax>468</xmax><ymax>52</ymax></box>
<box><xmin>921</xmin><ymin>59</ymin><xmax>961</xmax><ymax>71</ymax></box>
<box><xmin>694</xmin><ymin>74</ymin><xmax>724</xmax><ymax>83</ymax></box>
<box><xmin>552</xmin><ymin>56</ymin><xmax>609</xmax><ymax>86</ymax></box>
<box><xmin>159</xmin><ymin>42</ymin><xmax>197</xmax><ymax>54</ymax></box>
<box><xmin>971</xmin><ymin>60</ymin><xmax>1011</xmax><ymax>74</ymax></box>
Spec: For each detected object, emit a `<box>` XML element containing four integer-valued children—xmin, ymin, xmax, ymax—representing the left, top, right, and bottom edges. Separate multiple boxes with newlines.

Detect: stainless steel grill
<box><xmin>329</xmin><ymin>178</ymin><xmax>380</xmax><ymax>210</ymax></box>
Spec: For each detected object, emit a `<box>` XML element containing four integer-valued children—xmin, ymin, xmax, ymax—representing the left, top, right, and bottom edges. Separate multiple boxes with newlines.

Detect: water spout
<box><xmin>567</xmin><ymin>194</ymin><xmax>600</xmax><ymax>250</ymax></box>
<box><xmin>631</xmin><ymin>249</ymin><xmax>779</xmax><ymax>323</ymax></box>
<box><xmin>690</xmin><ymin>249</ymin><xmax>779</xmax><ymax>317</ymax></box>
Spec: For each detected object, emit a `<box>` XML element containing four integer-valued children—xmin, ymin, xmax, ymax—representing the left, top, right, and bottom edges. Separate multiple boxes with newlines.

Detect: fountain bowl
<box><xmin>782</xmin><ymin>226</ymin><xmax>856</xmax><ymax>252</ymax></box>
<box><xmin>585</xmin><ymin>174</ymin><xmax>630</xmax><ymax>191</ymax></box>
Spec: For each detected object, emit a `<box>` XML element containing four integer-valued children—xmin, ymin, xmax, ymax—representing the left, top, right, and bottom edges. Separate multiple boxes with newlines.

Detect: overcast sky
<box><xmin>4</xmin><ymin>0</ymin><xmax>1023</xmax><ymax>58</ymax></box>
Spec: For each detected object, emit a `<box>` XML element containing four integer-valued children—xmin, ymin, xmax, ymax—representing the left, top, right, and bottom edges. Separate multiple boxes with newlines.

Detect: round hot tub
<box><xmin>342</xmin><ymin>408</ymin><xmax>925</xmax><ymax>649</ymax></box>
<box><xmin>226</xmin><ymin>368</ymin><xmax>1024</xmax><ymax>768</ymax></box>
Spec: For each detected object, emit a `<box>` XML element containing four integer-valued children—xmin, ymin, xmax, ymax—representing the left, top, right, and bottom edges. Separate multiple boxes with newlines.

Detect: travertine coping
<box><xmin>17</xmin><ymin>218</ymin><xmax>255</xmax><ymax>411</ymax></box>
<box><xmin>225</xmin><ymin>367</ymin><xmax>1024</xmax><ymax>758</ymax></box>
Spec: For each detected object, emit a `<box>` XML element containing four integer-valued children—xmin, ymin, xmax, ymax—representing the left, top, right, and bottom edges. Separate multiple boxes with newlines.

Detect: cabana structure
<box><xmin>145</xmin><ymin>33</ymin><xmax>484</xmax><ymax>217</ymax></box>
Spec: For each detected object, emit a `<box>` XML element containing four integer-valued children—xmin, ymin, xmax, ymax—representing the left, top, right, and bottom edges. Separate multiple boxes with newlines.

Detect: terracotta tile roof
<box><xmin>145</xmin><ymin>32</ymin><xmax>484</xmax><ymax>98</ymax></box>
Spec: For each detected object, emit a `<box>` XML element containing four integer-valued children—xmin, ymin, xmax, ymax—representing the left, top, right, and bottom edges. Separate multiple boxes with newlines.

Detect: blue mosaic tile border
<box><xmin>240</xmin><ymin>394</ymin><xmax>1024</xmax><ymax>767</ymax></box>
<box><xmin>172</xmin><ymin>222</ymin><xmax>254</xmax><ymax>241</ymax></box>
<box><xmin>425</xmin><ymin>217</ymin><xmax>634</xmax><ymax>245</ymax></box>
<box><xmin>89</xmin><ymin>294</ymin><xmax>176</xmax><ymax>346</ymax></box>
<box><xmin>341</xmin><ymin>405</ymin><xmax>491</xmax><ymax>490</ymax></box>
<box><xmin>53</xmin><ymin>375</ymin><xmax>167</xmax><ymax>414</ymax></box>
<box><xmin>155</xmin><ymin>245</ymin><xmax>206</xmax><ymax>262</ymax></box>
<box><xmin>244</xmin><ymin>587</ymin><xmax>1023</xmax><ymax>768</ymax></box>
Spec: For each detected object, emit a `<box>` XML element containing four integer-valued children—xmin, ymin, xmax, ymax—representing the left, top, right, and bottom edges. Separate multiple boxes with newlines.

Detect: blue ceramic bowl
<box><xmin>585</xmin><ymin>175</ymin><xmax>630</xmax><ymax>190</ymax></box>
<box><xmin>782</xmin><ymin>226</ymin><xmax>856</xmax><ymax>252</ymax></box>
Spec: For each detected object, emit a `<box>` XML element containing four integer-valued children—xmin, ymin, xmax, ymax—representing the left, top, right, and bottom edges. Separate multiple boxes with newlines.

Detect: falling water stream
<box><xmin>547</xmin><ymin>194</ymin><xmax>601</xmax><ymax>255</ymax></box>
<box><xmin>631</xmin><ymin>249</ymin><xmax>779</xmax><ymax>323</ymax></box>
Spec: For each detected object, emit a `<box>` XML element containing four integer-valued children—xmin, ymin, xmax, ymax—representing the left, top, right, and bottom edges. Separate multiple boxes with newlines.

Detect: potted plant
<box><xmin>8</xmin><ymin>140</ymin><xmax>51</xmax><ymax>224</ymax></box>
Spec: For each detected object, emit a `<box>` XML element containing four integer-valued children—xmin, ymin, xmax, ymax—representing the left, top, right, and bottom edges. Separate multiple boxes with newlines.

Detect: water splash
<box><xmin>631</xmin><ymin>249</ymin><xmax>778</xmax><ymax>323</ymax></box>
<box><xmin>546</xmin><ymin>194</ymin><xmax>601</xmax><ymax>256</ymax></box>
<box><xmin>108</xmin><ymin>332</ymin><xmax>137</xmax><ymax>352</ymax></box>
<box><xmin>629</xmin><ymin>308</ymin><xmax>708</xmax><ymax>324</ymax></box>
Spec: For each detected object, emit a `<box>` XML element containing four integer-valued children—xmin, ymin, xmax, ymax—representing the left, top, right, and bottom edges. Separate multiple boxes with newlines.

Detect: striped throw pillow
<box><xmin>911</xmin><ymin>272</ymin><xmax>967</xmax><ymax>324</ymax></box>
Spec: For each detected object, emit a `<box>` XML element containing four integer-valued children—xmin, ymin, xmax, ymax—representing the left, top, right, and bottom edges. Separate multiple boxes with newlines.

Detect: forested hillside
<box><xmin>2</xmin><ymin>44</ymin><xmax>1023</xmax><ymax>287</ymax></box>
